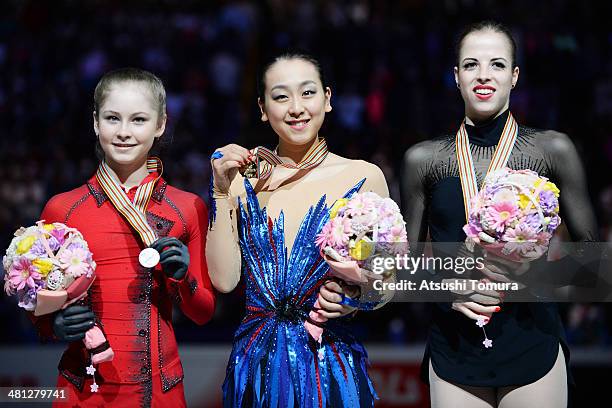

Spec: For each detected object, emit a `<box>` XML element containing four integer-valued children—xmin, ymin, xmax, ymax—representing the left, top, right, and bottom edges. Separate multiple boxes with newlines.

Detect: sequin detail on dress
<box><xmin>222</xmin><ymin>178</ymin><xmax>377</xmax><ymax>408</ymax></box>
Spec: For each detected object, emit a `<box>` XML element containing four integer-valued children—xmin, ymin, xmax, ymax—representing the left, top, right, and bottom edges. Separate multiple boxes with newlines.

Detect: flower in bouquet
<box><xmin>18</xmin><ymin>279</ymin><xmax>46</xmax><ymax>311</ymax></box>
<box><xmin>7</xmin><ymin>257</ymin><xmax>41</xmax><ymax>293</ymax></box>
<box><xmin>316</xmin><ymin>216</ymin><xmax>351</xmax><ymax>249</ymax></box>
<box><xmin>502</xmin><ymin>222</ymin><xmax>542</xmax><ymax>258</ymax></box>
<box><xmin>59</xmin><ymin>246</ymin><xmax>93</xmax><ymax>278</ymax></box>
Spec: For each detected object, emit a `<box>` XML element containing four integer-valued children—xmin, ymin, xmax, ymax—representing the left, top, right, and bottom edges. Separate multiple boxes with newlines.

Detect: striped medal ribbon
<box><xmin>456</xmin><ymin>112</ymin><xmax>518</xmax><ymax>221</ymax></box>
<box><xmin>96</xmin><ymin>157</ymin><xmax>163</xmax><ymax>268</ymax></box>
<box><xmin>456</xmin><ymin>113</ymin><xmax>518</xmax><ymax>350</ymax></box>
<box><xmin>241</xmin><ymin>138</ymin><xmax>329</xmax><ymax>179</ymax></box>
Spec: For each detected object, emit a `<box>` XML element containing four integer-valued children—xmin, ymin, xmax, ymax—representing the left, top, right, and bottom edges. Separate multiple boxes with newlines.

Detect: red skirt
<box><xmin>52</xmin><ymin>373</ymin><xmax>186</xmax><ymax>407</ymax></box>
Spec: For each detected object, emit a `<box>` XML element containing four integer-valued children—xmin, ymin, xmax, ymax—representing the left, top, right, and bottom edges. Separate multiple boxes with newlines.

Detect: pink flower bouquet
<box><xmin>305</xmin><ymin>192</ymin><xmax>408</xmax><ymax>344</ymax></box>
<box><xmin>463</xmin><ymin>168</ymin><xmax>562</xmax><ymax>263</ymax></box>
<box><xmin>3</xmin><ymin>221</ymin><xmax>114</xmax><ymax>365</ymax></box>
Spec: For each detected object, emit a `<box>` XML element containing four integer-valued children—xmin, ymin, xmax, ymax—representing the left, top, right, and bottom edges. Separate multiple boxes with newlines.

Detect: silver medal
<box><xmin>139</xmin><ymin>247</ymin><xmax>160</xmax><ymax>268</ymax></box>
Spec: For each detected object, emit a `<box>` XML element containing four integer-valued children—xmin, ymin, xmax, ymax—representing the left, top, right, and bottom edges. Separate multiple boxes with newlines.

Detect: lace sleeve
<box><xmin>523</xmin><ymin>131</ymin><xmax>603</xmax><ymax>292</ymax></box>
<box><xmin>538</xmin><ymin>131</ymin><xmax>599</xmax><ymax>241</ymax></box>
<box><xmin>401</xmin><ymin>140</ymin><xmax>435</xmax><ymax>254</ymax></box>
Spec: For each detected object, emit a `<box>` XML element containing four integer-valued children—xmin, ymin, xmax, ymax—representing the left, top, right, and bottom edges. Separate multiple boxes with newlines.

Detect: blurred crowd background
<box><xmin>1</xmin><ymin>0</ymin><xmax>611</xmax><ymax>359</ymax></box>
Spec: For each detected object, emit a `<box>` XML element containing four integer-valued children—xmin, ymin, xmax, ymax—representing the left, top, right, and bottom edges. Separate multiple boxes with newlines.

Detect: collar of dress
<box><xmin>86</xmin><ymin>175</ymin><xmax>168</xmax><ymax>207</ymax></box>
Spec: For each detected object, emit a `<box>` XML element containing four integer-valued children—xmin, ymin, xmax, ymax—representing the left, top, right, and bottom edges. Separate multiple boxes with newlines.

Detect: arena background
<box><xmin>1</xmin><ymin>1</ymin><xmax>611</xmax><ymax>406</ymax></box>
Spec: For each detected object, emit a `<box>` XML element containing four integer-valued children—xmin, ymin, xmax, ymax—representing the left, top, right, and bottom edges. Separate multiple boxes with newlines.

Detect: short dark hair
<box><xmin>455</xmin><ymin>21</ymin><xmax>518</xmax><ymax>68</ymax></box>
<box><xmin>257</xmin><ymin>52</ymin><xmax>327</xmax><ymax>101</ymax></box>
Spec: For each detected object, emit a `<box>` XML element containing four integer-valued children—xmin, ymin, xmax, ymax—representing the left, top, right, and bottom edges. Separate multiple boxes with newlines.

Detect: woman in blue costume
<box><xmin>207</xmin><ymin>53</ymin><xmax>393</xmax><ymax>407</ymax></box>
<box><xmin>402</xmin><ymin>22</ymin><xmax>598</xmax><ymax>407</ymax></box>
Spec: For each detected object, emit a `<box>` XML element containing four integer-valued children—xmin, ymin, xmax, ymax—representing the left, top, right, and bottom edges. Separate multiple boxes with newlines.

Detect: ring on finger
<box><xmin>211</xmin><ymin>151</ymin><xmax>224</xmax><ymax>160</ymax></box>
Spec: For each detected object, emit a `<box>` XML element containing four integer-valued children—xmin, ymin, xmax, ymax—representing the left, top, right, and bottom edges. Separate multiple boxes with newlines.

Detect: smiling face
<box><xmin>258</xmin><ymin>58</ymin><xmax>332</xmax><ymax>148</ymax></box>
<box><xmin>94</xmin><ymin>81</ymin><xmax>166</xmax><ymax>167</ymax></box>
<box><xmin>454</xmin><ymin>29</ymin><xmax>519</xmax><ymax>123</ymax></box>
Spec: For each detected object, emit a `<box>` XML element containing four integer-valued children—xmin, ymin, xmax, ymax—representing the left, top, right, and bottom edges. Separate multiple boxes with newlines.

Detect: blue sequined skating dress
<box><xmin>222</xmin><ymin>179</ymin><xmax>377</xmax><ymax>408</ymax></box>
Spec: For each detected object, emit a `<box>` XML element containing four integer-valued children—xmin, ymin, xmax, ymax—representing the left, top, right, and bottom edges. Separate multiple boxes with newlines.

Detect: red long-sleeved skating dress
<box><xmin>33</xmin><ymin>174</ymin><xmax>215</xmax><ymax>407</ymax></box>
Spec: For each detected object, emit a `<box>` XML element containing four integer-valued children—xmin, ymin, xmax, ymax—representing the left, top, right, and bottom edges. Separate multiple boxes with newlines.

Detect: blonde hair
<box><xmin>93</xmin><ymin>67</ymin><xmax>166</xmax><ymax>125</ymax></box>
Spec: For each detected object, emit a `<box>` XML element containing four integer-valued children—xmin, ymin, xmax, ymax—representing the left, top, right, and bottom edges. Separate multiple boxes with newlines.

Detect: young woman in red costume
<box><xmin>33</xmin><ymin>68</ymin><xmax>215</xmax><ymax>407</ymax></box>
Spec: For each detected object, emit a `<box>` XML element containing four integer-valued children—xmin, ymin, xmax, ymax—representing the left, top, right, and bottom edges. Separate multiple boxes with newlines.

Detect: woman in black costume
<box><xmin>401</xmin><ymin>21</ymin><xmax>598</xmax><ymax>408</ymax></box>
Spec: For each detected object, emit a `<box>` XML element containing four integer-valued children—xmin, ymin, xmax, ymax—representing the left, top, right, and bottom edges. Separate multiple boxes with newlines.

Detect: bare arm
<box><xmin>206</xmin><ymin>144</ymin><xmax>251</xmax><ymax>293</ymax></box>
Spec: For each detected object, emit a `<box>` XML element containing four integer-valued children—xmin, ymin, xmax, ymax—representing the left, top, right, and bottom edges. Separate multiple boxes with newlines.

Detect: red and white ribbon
<box><xmin>95</xmin><ymin>157</ymin><xmax>163</xmax><ymax>246</ymax></box>
<box><xmin>456</xmin><ymin>113</ymin><xmax>518</xmax><ymax>221</ymax></box>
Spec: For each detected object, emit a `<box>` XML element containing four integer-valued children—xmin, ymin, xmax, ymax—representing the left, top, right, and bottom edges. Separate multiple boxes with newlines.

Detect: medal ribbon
<box><xmin>249</xmin><ymin>137</ymin><xmax>329</xmax><ymax>179</ymax></box>
<box><xmin>95</xmin><ymin>157</ymin><xmax>163</xmax><ymax>246</ymax></box>
<box><xmin>456</xmin><ymin>113</ymin><xmax>518</xmax><ymax>221</ymax></box>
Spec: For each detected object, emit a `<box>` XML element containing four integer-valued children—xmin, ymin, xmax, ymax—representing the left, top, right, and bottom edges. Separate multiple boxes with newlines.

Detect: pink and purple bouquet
<box><xmin>3</xmin><ymin>221</ymin><xmax>114</xmax><ymax>371</ymax></box>
<box><xmin>3</xmin><ymin>221</ymin><xmax>96</xmax><ymax>312</ymax></box>
<box><xmin>315</xmin><ymin>192</ymin><xmax>408</xmax><ymax>282</ymax></box>
<box><xmin>463</xmin><ymin>168</ymin><xmax>561</xmax><ymax>262</ymax></box>
<box><xmin>305</xmin><ymin>193</ymin><xmax>407</xmax><ymax>346</ymax></box>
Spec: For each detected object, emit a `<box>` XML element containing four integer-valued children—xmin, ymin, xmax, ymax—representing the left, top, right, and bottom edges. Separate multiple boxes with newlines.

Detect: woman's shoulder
<box><xmin>160</xmin><ymin>184</ymin><xmax>209</xmax><ymax>231</ymax></box>
<box><xmin>164</xmin><ymin>184</ymin><xmax>207</xmax><ymax>210</ymax></box>
<box><xmin>47</xmin><ymin>184</ymin><xmax>91</xmax><ymax>206</ymax></box>
<box><xmin>527</xmin><ymin>128</ymin><xmax>578</xmax><ymax>159</ymax></box>
<box><xmin>41</xmin><ymin>184</ymin><xmax>91</xmax><ymax>222</ymax></box>
<box><xmin>325</xmin><ymin>153</ymin><xmax>384</xmax><ymax>177</ymax></box>
<box><xmin>403</xmin><ymin>139</ymin><xmax>438</xmax><ymax>168</ymax></box>
<box><xmin>325</xmin><ymin>154</ymin><xmax>388</xmax><ymax>196</ymax></box>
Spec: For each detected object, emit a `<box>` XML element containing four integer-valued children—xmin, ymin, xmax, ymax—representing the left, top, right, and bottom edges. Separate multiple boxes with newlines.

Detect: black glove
<box><xmin>53</xmin><ymin>305</ymin><xmax>95</xmax><ymax>342</ymax></box>
<box><xmin>150</xmin><ymin>237</ymin><xmax>190</xmax><ymax>280</ymax></box>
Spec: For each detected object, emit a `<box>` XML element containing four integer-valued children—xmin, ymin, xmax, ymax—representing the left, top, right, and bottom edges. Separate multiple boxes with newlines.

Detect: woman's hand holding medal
<box><xmin>211</xmin><ymin>144</ymin><xmax>254</xmax><ymax>195</ymax></box>
<box><xmin>150</xmin><ymin>237</ymin><xmax>190</xmax><ymax>280</ymax></box>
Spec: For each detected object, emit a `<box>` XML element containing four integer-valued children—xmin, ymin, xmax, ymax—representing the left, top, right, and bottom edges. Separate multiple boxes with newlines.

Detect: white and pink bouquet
<box><xmin>463</xmin><ymin>168</ymin><xmax>562</xmax><ymax>262</ymax></box>
<box><xmin>3</xmin><ymin>221</ymin><xmax>114</xmax><ymax>368</ymax></box>
<box><xmin>315</xmin><ymin>192</ymin><xmax>408</xmax><ymax>281</ymax></box>
<box><xmin>305</xmin><ymin>192</ymin><xmax>407</xmax><ymax>347</ymax></box>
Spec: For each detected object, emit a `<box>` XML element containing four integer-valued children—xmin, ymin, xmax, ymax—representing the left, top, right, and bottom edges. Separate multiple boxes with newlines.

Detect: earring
<box><xmin>511</xmin><ymin>84</ymin><xmax>516</xmax><ymax>89</ymax></box>
<box><xmin>456</xmin><ymin>83</ymin><xmax>460</xmax><ymax>89</ymax></box>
